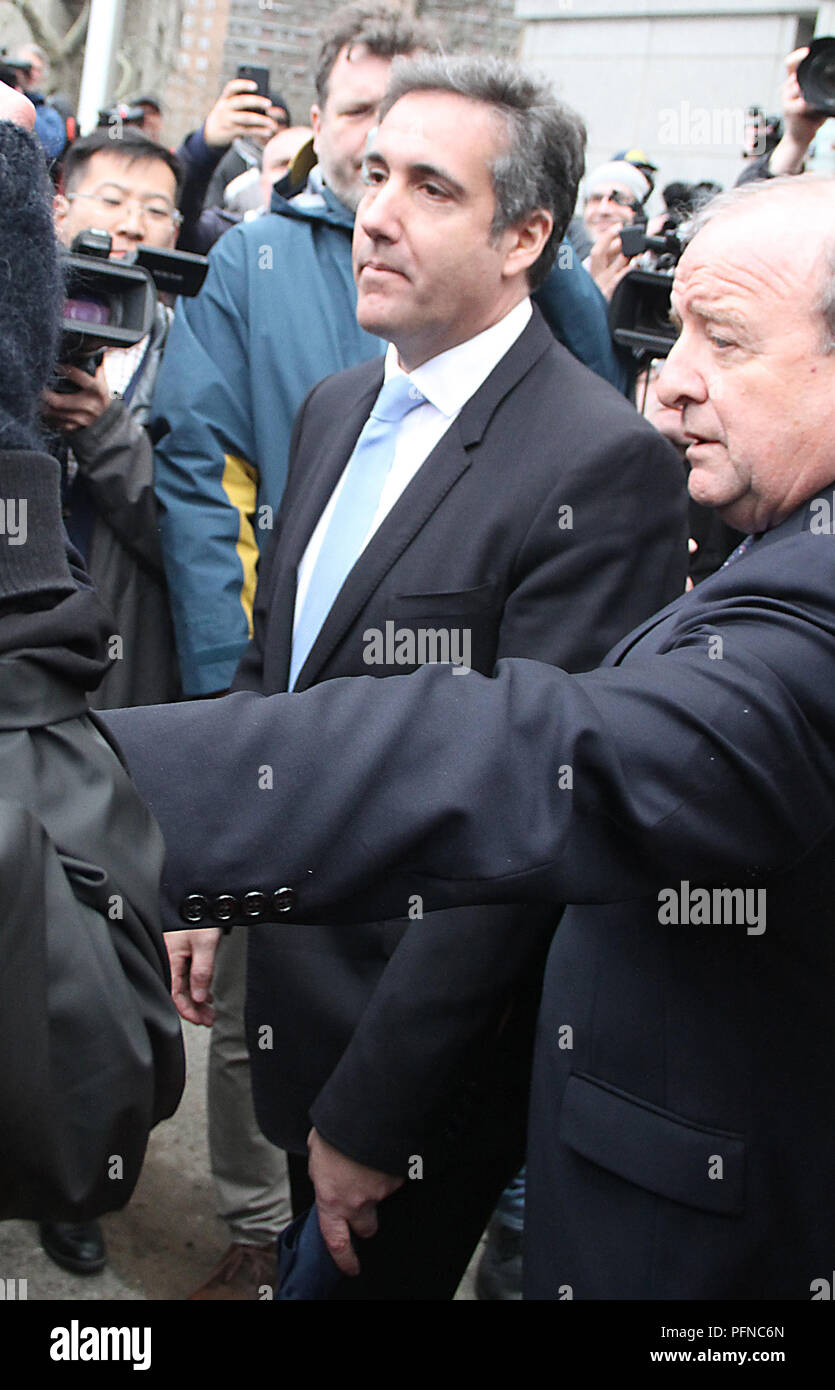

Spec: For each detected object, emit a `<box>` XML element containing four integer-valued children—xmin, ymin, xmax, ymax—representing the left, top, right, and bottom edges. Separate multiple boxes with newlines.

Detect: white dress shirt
<box><xmin>103</xmin><ymin>336</ymin><xmax>150</xmax><ymax>398</ymax></box>
<box><xmin>293</xmin><ymin>297</ymin><xmax>532</xmax><ymax>636</ymax></box>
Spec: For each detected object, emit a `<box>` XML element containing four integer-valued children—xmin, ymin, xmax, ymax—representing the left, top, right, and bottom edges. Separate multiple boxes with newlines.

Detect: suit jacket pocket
<box><xmin>391</xmin><ymin>581</ymin><xmax>498</xmax><ymax>617</ymax></box>
<box><xmin>385</xmin><ymin>582</ymin><xmax>500</xmax><ymax>675</ymax></box>
<box><xmin>560</xmin><ymin>1072</ymin><xmax>745</xmax><ymax>1216</ymax></box>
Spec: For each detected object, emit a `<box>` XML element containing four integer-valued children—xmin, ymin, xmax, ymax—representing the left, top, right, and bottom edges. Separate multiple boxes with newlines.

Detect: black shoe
<box><xmin>475</xmin><ymin>1218</ymin><xmax>523</xmax><ymax>1300</ymax></box>
<box><xmin>39</xmin><ymin>1220</ymin><xmax>107</xmax><ymax>1275</ymax></box>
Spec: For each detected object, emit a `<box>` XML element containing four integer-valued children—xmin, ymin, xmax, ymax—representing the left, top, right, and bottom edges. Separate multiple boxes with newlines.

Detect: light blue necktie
<box><xmin>289</xmin><ymin>374</ymin><xmax>426</xmax><ymax>689</ymax></box>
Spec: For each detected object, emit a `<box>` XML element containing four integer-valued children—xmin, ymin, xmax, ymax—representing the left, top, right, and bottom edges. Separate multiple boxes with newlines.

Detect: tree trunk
<box><xmin>117</xmin><ymin>0</ymin><xmax>184</xmax><ymax>103</ymax></box>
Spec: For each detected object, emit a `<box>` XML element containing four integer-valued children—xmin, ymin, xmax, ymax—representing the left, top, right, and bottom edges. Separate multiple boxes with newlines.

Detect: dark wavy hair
<box><xmin>62</xmin><ymin>126</ymin><xmax>183</xmax><ymax>201</ymax></box>
<box><xmin>378</xmin><ymin>54</ymin><xmax>587</xmax><ymax>290</ymax></box>
<box><xmin>314</xmin><ymin>2</ymin><xmax>434</xmax><ymax>106</ymax></box>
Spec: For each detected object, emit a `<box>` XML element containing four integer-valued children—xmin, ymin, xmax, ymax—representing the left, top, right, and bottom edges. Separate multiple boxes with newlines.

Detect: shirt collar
<box><xmin>383</xmin><ymin>298</ymin><xmax>532</xmax><ymax>418</ymax></box>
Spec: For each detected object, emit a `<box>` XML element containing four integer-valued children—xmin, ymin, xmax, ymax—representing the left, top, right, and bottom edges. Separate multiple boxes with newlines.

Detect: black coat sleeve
<box><xmin>69</xmin><ymin>398</ymin><xmax>165</xmax><ymax>573</ymax></box>
<box><xmin>100</xmin><ymin>526</ymin><xmax>835</xmax><ymax>930</ymax></box>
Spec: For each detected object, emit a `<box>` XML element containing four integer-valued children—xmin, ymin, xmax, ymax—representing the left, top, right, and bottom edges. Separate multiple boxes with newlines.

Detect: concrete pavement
<box><xmin>0</xmin><ymin>1021</ymin><xmax>480</xmax><ymax>1300</ymax></box>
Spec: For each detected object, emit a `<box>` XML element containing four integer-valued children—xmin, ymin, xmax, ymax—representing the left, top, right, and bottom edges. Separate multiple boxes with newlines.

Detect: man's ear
<box><xmin>310</xmin><ymin>103</ymin><xmax>322</xmax><ymax>150</ymax></box>
<box><xmin>53</xmin><ymin>191</ymin><xmax>70</xmax><ymax>234</ymax></box>
<box><xmin>502</xmin><ymin>209</ymin><xmax>554</xmax><ymax>280</ymax></box>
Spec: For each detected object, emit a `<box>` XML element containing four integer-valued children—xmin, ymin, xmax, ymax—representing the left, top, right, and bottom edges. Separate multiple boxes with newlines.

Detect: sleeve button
<box><xmin>272</xmin><ymin>887</ymin><xmax>297</xmax><ymax>914</ymax></box>
<box><xmin>180</xmin><ymin>893</ymin><xmax>209</xmax><ymax>924</ymax></box>
<box><xmin>211</xmin><ymin>894</ymin><xmax>239</xmax><ymax>922</ymax></box>
<box><xmin>242</xmin><ymin>891</ymin><xmax>268</xmax><ymax>919</ymax></box>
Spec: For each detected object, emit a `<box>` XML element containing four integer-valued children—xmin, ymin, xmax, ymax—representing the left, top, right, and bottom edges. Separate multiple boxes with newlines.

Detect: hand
<box><xmin>307</xmin><ymin>1127</ymin><xmax>404</xmax><ymax>1276</ymax></box>
<box><xmin>203</xmin><ymin>79</ymin><xmax>279</xmax><ymax>149</ymax></box>
<box><xmin>164</xmin><ymin>927</ymin><xmax>221</xmax><ymax>1025</ymax></box>
<box><xmin>587</xmin><ymin>222</ymin><xmax>634</xmax><ymax>301</ymax></box>
<box><xmin>43</xmin><ymin>363</ymin><xmax>113</xmax><ymax>432</ymax></box>
<box><xmin>0</xmin><ymin>80</ymin><xmax>35</xmax><ymax>130</ymax></box>
<box><xmin>770</xmin><ymin>48</ymin><xmax>828</xmax><ymax>173</ymax></box>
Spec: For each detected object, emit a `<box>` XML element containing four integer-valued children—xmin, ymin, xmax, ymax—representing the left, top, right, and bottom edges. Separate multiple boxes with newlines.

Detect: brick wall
<box><xmin>220</xmin><ymin>0</ymin><xmax>522</xmax><ymax>126</ymax></box>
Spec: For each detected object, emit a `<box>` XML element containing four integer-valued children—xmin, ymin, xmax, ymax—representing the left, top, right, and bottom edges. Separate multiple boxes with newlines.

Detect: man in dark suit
<box><xmin>133</xmin><ymin>55</ymin><xmax>685</xmax><ymax>1298</ymax></box>
<box><xmin>105</xmin><ymin>172</ymin><xmax>835</xmax><ymax>1299</ymax></box>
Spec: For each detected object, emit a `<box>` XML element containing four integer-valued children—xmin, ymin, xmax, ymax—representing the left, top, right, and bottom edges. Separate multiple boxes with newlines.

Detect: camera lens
<box><xmin>64</xmin><ymin>296</ymin><xmax>111</xmax><ymax>326</ymax></box>
<box><xmin>797</xmin><ymin>36</ymin><xmax>835</xmax><ymax>116</ymax></box>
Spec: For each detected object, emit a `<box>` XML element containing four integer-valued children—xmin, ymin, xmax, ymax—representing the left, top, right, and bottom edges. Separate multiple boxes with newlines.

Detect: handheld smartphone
<box><xmin>236</xmin><ymin>64</ymin><xmax>270</xmax><ymax>101</ymax></box>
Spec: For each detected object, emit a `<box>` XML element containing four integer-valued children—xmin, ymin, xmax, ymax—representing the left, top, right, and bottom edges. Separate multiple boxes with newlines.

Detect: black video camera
<box><xmin>97</xmin><ymin>104</ymin><xmax>147</xmax><ymax>130</ymax></box>
<box><xmin>57</xmin><ymin>231</ymin><xmax>208</xmax><ymax>391</ymax></box>
<box><xmin>608</xmin><ymin>227</ymin><xmax>686</xmax><ymax>362</ymax></box>
<box><xmin>798</xmin><ymin>36</ymin><xmax>835</xmax><ymax>117</ymax></box>
<box><xmin>618</xmin><ymin>225</ymin><xmax>682</xmax><ymax>267</ymax></box>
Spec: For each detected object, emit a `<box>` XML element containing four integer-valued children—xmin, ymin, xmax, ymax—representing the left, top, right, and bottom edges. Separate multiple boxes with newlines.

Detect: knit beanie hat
<box><xmin>0</xmin><ymin>120</ymin><xmax>62</xmax><ymax>451</ymax></box>
<box><xmin>585</xmin><ymin>159</ymin><xmax>652</xmax><ymax>207</ymax></box>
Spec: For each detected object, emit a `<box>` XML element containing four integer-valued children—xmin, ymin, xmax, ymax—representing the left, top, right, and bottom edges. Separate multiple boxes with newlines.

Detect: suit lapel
<box><xmin>269</xmin><ymin>369</ymin><xmax>383</xmax><ymax>685</ymax></box>
<box><xmin>294</xmin><ymin>424</ymin><xmax>473</xmax><ymax>688</ymax></box>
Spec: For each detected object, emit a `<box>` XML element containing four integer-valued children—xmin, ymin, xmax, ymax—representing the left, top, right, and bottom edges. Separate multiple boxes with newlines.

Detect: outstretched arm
<box><xmin>100</xmin><ymin>529</ymin><xmax>835</xmax><ymax>931</ymax></box>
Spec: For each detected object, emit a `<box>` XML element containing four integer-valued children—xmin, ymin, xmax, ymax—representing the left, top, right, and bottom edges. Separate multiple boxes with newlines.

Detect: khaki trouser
<box><xmin>208</xmin><ymin>927</ymin><xmax>292</xmax><ymax>1244</ymax></box>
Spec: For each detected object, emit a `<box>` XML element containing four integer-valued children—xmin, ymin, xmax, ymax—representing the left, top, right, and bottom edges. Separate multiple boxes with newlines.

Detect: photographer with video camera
<box><xmin>0</xmin><ymin>84</ymin><xmax>183</xmax><ymax>1269</ymax></box>
<box><xmin>580</xmin><ymin>157</ymin><xmax>653</xmax><ymax>301</ymax></box>
<box><xmin>42</xmin><ymin>127</ymin><xmax>186</xmax><ymax>716</ymax></box>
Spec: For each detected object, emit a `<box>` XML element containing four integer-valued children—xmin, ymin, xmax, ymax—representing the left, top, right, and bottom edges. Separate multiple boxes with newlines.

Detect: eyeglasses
<box><xmin>585</xmin><ymin>189</ymin><xmax>635</xmax><ymax>208</ymax></box>
<box><xmin>67</xmin><ymin>186</ymin><xmax>183</xmax><ymax>228</ymax></box>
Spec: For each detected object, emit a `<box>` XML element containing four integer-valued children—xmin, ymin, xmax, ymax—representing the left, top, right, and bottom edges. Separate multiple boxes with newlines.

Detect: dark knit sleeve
<box><xmin>0</xmin><ymin>453</ymin><xmax>72</xmax><ymax>605</ymax></box>
<box><xmin>0</xmin><ymin>449</ymin><xmax>113</xmax><ymax>691</ymax></box>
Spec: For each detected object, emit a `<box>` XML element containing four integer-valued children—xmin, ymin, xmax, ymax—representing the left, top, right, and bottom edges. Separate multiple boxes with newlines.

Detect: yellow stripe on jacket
<box><xmin>221</xmin><ymin>453</ymin><xmax>259</xmax><ymax>638</ymax></box>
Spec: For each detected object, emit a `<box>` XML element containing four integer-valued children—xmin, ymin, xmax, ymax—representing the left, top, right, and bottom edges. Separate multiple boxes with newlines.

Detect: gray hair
<box><xmin>314</xmin><ymin>3</ymin><xmax>434</xmax><ymax>107</ymax></box>
<box><xmin>684</xmin><ymin>174</ymin><xmax>835</xmax><ymax>353</ymax></box>
<box><xmin>378</xmin><ymin>54</ymin><xmax>587</xmax><ymax>290</ymax></box>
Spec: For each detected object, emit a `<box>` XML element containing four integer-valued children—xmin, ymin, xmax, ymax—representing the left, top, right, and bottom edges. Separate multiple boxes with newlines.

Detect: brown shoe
<box><xmin>188</xmin><ymin>1241</ymin><xmax>276</xmax><ymax>1301</ymax></box>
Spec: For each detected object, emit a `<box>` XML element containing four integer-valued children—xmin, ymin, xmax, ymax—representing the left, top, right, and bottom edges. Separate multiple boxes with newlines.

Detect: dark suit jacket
<box><xmin>237</xmin><ymin>308</ymin><xmax>685</xmax><ymax>1166</ymax></box>
<box><xmin>104</xmin><ymin>496</ymin><xmax>835</xmax><ymax>1298</ymax></box>
<box><xmin>107</xmin><ymin>307</ymin><xmax>687</xmax><ymax>1175</ymax></box>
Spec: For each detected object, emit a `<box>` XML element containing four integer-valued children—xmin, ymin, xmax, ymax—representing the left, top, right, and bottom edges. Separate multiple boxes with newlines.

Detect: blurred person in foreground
<box><xmin>37</xmin><ymin>122</ymin><xmax>187</xmax><ymax>1276</ymax></box>
<box><xmin>0</xmin><ymin>83</ymin><xmax>182</xmax><ymax>1263</ymax></box>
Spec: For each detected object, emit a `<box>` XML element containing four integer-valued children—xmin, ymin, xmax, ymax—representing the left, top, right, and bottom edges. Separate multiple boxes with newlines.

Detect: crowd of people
<box><xmin>1</xmin><ymin>3</ymin><xmax>833</xmax><ymax>1305</ymax></box>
